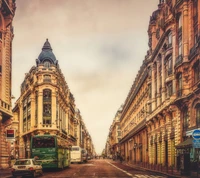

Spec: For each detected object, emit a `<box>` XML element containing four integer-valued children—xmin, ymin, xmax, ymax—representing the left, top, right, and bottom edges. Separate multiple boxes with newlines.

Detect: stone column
<box><xmin>151</xmin><ymin>64</ymin><xmax>156</xmax><ymax>111</ymax></box>
<box><xmin>172</xmin><ymin>27</ymin><xmax>176</xmax><ymax>94</ymax></box>
<box><xmin>182</xmin><ymin>1</ymin><xmax>189</xmax><ymax>62</ymax></box>
<box><xmin>157</xmin><ymin>59</ymin><xmax>161</xmax><ymax>106</ymax></box>
<box><xmin>161</xmin><ymin>51</ymin><xmax>166</xmax><ymax>102</ymax></box>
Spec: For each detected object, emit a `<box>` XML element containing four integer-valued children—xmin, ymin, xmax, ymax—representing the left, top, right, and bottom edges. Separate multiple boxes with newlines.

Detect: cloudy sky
<box><xmin>12</xmin><ymin>0</ymin><xmax>158</xmax><ymax>154</ymax></box>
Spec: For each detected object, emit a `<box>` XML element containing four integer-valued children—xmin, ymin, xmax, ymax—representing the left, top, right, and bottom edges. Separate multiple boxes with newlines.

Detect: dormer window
<box><xmin>44</xmin><ymin>61</ymin><xmax>51</xmax><ymax>68</ymax></box>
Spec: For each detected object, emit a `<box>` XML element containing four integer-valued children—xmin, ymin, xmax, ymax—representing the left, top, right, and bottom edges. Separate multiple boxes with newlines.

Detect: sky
<box><xmin>12</xmin><ymin>0</ymin><xmax>158</xmax><ymax>154</ymax></box>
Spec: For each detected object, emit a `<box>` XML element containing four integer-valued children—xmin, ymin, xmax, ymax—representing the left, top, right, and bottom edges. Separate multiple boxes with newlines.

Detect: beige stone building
<box><xmin>107</xmin><ymin>107</ymin><xmax>122</xmax><ymax>159</ymax></box>
<box><xmin>74</xmin><ymin>108</ymin><xmax>95</xmax><ymax>157</ymax></box>
<box><xmin>107</xmin><ymin>0</ymin><xmax>200</xmax><ymax>176</ymax></box>
<box><xmin>0</xmin><ymin>0</ymin><xmax>16</xmax><ymax>168</ymax></box>
<box><xmin>12</xmin><ymin>39</ymin><xmax>77</xmax><ymax>159</ymax></box>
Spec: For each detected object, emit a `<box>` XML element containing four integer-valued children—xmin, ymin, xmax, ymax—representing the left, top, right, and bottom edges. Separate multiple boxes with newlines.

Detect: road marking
<box><xmin>106</xmin><ymin>161</ymin><xmax>133</xmax><ymax>177</ymax></box>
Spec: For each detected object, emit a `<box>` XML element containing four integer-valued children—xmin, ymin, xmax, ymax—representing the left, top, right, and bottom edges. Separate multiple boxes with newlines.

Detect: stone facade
<box><xmin>12</xmin><ymin>39</ymin><xmax>94</xmax><ymax>159</ymax></box>
<box><xmin>0</xmin><ymin>0</ymin><xmax>16</xmax><ymax>169</ymax></box>
<box><xmin>106</xmin><ymin>0</ymin><xmax>200</xmax><ymax>175</ymax></box>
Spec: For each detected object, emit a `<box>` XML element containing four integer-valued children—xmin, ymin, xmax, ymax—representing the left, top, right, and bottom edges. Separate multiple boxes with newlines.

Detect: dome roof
<box><xmin>37</xmin><ymin>39</ymin><xmax>57</xmax><ymax>64</ymax></box>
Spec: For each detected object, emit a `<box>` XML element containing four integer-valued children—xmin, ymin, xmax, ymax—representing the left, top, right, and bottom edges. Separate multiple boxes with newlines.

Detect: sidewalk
<box><xmin>0</xmin><ymin>168</ymin><xmax>12</xmax><ymax>178</ymax></box>
<box><xmin>109</xmin><ymin>159</ymin><xmax>199</xmax><ymax>178</ymax></box>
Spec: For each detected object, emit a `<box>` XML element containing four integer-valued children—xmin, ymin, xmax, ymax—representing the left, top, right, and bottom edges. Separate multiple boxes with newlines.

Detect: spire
<box><xmin>37</xmin><ymin>39</ymin><xmax>57</xmax><ymax>64</ymax></box>
<box><xmin>42</xmin><ymin>38</ymin><xmax>52</xmax><ymax>51</ymax></box>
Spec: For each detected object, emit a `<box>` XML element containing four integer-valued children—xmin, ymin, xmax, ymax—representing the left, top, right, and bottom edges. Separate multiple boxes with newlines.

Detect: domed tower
<box><xmin>36</xmin><ymin>39</ymin><xmax>58</xmax><ymax>66</ymax></box>
<box><xmin>13</xmin><ymin>39</ymin><xmax>76</xmax><ymax>160</ymax></box>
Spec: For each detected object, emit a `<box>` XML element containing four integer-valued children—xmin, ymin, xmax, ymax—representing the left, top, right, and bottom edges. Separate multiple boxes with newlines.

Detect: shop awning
<box><xmin>176</xmin><ymin>138</ymin><xmax>193</xmax><ymax>149</ymax></box>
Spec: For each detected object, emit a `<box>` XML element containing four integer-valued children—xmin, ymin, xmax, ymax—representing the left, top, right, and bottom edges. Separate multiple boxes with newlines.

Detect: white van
<box><xmin>70</xmin><ymin>146</ymin><xmax>83</xmax><ymax>163</ymax></box>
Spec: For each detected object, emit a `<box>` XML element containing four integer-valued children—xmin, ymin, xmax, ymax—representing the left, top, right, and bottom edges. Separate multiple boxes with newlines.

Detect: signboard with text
<box><xmin>193</xmin><ymin>139</ymin><xmax>200</xmax><ymax>148</ymax></box>
<box><xmin>6</xmin><ymin>129</ymin><xmax>15</xmax><ymax>139</ymax></box>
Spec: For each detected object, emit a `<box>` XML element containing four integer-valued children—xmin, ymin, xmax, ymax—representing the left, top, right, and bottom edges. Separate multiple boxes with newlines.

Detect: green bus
<box><xmin>30</xmin><ymin>135</ymin><xmax>71</xmax><ymax>169</ymax></box>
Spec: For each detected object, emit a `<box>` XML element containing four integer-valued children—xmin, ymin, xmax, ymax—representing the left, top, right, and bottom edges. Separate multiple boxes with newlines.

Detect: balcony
<box><xmin>175</xmin><ymin>55</ymin><xmax>183</xmax><ymax>67</ymax></box>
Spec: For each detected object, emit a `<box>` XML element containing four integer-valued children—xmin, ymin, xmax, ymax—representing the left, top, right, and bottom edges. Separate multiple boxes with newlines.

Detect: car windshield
<box><xmin>15</xmin><ymin>160</ymin><xmax>31</xmax><ymax>165</ymax></box>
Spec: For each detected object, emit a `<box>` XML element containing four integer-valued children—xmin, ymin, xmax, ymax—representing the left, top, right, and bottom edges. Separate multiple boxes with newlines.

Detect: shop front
<box><xmin>176</xmin><ymin>137</ymin><xmax>193</xmax><ymax>176</ymax></box>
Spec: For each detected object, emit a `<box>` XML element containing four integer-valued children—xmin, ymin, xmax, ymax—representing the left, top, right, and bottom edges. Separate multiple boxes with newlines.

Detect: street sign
<box><xmin>6</xmin><ymin>129</ymin><xmax>15</xmax><ymax>139</ymax></box>
<box><xmin>192</xmin><ymin>129</ymin><xmax>200</xmax><ymax>140</ymax></box>
<box><xmin>193</xmin><ymin>139</ymin><xmax>200</xmax><ymax>148</ymax></box>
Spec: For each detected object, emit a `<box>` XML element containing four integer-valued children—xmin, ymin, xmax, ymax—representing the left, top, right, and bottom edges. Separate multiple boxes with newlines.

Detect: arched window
<box><xmin>43</xmin><ymin>89</ymin><xmax>52</xmax><ymax>124</ymax></box>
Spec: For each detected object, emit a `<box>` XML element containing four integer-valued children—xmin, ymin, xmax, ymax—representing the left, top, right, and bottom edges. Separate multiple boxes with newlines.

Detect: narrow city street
<box><xmin>1</xmin><ymin>159</ymin><xmax>176</xmax><ymax>178</ymax></box>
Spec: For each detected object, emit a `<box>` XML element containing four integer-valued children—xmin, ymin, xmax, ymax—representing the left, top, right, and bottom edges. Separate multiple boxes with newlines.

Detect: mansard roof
<box><xmin>37</xmin><ymin>39</ymin><xmax>57</xmax><ymax>65</ymax></box>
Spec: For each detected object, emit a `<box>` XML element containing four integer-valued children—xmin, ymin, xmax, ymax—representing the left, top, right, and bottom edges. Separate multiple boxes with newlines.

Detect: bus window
<box><xmin>32</xmin><ymin>137</ymin><xmax>55</xmax><ymax>148</ymax></box>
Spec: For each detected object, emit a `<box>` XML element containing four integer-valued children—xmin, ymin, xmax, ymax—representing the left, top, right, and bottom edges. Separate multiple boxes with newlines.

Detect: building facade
<box><xmin>12</xmin><ymin>39</ymin><xmax>78</xmax><ymax>159</ymax></box>
<box><xmin>107</xmin><ymin>0</ymin><xmax>200</xmax><ymax>175</ymax></box>
<box><xmin>0</xmin><ymin>0</ymin><xmax>16</xmax><ymax>168</ymax></box>
<box><xmin>107</xmin><ymin>107</ymin><xmax>122</xmax><ymax>160</ymax></box>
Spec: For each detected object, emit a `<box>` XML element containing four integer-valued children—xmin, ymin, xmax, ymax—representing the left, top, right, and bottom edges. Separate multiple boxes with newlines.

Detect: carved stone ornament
<box><xmin>156</xmin><ymin>28</ymin><xmax>160</xmax><ymax>39</ymax></box>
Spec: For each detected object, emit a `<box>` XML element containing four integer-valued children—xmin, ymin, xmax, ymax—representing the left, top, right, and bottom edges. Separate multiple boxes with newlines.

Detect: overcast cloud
<box><xmin>12</xmin><ymin>0</ymin><xmax>158</xmax><ymax>154</ymax></box>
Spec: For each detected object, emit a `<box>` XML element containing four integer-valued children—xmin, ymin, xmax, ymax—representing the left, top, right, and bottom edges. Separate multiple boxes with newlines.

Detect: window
<box><xmin>178</xmin><ymin>15</ymin><xmax>182</xmax><ymax>56</ymax></box>
<box><xmin>44</xmin><ymin>61</ymin><xmax>51</xmax><ymax>68</ymax></box>
<box><xmin>167</xmin><ymin>82</ymin><xmax>173</xmax><ymax>97</ymax></box>
<box><xmin>148</xmin><ymin>84</ymin><xmax>152</xmax><ymax>99</ymax></box>
<box><xmin>168</xmin><ymin>32</ymin><xmax>172</xmax><ymax>47</ymax></box>
<box><xmin>43</xmin><ymin>89</ymin><xmax>52</xmax><ymax>124</ymax></box>
<box><xmin>177</xmin><ymin>73</ymin><xmax>182</xmax><ymax>97</ymax></box>
<box><xmin>166</xmin><ymin>56</ymin><xmax>172</xmax><ymax>76</ymax></box>
<box><xmin>193</xmin><ymin>0</ymin><xmax>198</xmax><ymax>43</ymax></box>
<box><xmin>178</xmin><ymin>37</ymin><xmax>182</xmax><ymax>56</ymax></box>
<box><xmin>183</xmin><ymin>108</ymin><xmax>189</xmax><ymax>130</ymax></box>
<box><xmin>43</xmin><ymin>75</ymin><xmax>51</xmax><ymax>82</ymax></box>
<box><xmin>194</xmin><ymin>60</ymin><xmax>200</xmax><ymax>83</ymax></box>
<box><xmin>196</xmin><ymin>104</ymin><xmax>200</xmax><ymax>127</ymax></box>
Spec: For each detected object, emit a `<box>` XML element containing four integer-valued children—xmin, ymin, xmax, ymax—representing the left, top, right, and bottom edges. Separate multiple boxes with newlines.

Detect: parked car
<box><xmin>11</xmin><ymin>158</ymin><xmax>43</xmax><ymax>178</ymax></box>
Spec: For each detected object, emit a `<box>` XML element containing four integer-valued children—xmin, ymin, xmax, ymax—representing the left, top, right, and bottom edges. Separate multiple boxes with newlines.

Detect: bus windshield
<box><xmin>32</xmin><ymin>137</ymin><xmax>55</xmax><ymax>148</ymax></box>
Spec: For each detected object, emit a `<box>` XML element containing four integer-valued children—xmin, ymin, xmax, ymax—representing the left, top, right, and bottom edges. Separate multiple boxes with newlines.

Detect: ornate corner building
<box><xmin>106</xmin><ymin>0</ymin><xmax>200</xmax><ymax>176</ymax></box>
<box><xmin>12</xmin><ymin>39</ymin><xmax>79</xmax><ymax>159</ymax></box>
<box><xmin>0</xmin><ymin>0</ymin><xmax>16</xmax><ymax>169</ymax></box>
